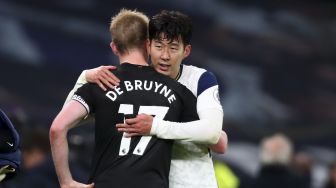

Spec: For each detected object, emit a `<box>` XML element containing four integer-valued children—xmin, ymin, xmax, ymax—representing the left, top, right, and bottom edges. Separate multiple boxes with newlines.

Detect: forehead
<box><xmin>153</xmin><ymin>33</ymin><xmax>182</xmax><ymax>45</ymax></box>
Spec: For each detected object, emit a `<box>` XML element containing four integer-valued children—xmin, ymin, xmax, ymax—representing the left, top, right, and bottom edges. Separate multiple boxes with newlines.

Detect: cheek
<box><xmin>171</xmin><ymin>54</ymin><xmax>184</xmax><ymax>64</ymax></box>
<box><xmin>150</xmin><ymin>56</ymin><xmax>159</xmax><ymax>66</ymax></box>
<box><xmin>149</xmin><ymin>50</ymin><xmax>160</xmax><ymax>59</ymax></box>
<box><xmin>150</xmin><ymin>55</ymin><xmax>159</xmax><ymax>65</ymax></box>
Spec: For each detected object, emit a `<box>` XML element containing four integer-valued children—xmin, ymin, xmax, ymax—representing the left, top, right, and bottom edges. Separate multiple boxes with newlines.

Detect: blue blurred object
<box><xmin>0</xmin><ymin>109</ymin><xmax>21</xmax><ymax>181</ymax></box>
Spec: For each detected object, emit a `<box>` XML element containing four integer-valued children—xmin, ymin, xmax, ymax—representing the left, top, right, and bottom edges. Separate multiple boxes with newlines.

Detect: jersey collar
<box><xmin>174</xmin><ymin>64</ymin><xmax>183</xmax><ymax>81</ymax></box>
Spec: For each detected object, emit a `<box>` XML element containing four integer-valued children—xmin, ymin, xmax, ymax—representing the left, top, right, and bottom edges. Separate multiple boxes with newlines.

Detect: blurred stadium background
<box><xmin>0</xmin><ymin>0</ymin><xmax>335</xmax><ymax>187</ymax></box>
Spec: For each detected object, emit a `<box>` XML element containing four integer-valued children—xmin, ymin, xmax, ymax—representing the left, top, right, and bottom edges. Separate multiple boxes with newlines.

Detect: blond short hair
<box><xmin>110</xmin><ymin>9</ymin><xmax>149</xmax><ymax>55</ymax></box>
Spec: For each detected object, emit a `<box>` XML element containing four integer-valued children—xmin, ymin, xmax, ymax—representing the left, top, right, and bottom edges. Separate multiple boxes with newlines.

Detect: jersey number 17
<box><xmin>117</xmin><ymin>104</ymin><xmax>169</xmax><ymax>156</ymax></box>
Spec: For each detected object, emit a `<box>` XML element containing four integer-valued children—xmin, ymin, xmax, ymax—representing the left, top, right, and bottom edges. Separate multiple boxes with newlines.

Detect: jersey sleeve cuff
<box><xmin>150</xmin><ymin>116</ymin><xmax>160</xmax><ymax>135</ymax></box>
<box><xmin>72</xmin><ymin>94</ymin><xmax>90</xmax><ymax>115</ymax></box>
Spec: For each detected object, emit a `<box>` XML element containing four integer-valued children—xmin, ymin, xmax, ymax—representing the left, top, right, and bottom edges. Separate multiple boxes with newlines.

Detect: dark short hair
<box><xmin>149</xmin><ymin>10</ymin><xmax>192</xmax><ymax>46</ymax></box>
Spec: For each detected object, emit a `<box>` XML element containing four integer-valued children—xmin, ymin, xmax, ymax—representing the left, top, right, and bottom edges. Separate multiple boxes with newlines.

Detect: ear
<box><xmin>183</xmin><ymin>44</ymin><xmax>191</xmax><ymax>59</ymax></box>
<box><xmin>144</xmin><ymin>39</ymin><xmax>150</xmax><ymax>57</ymax></box>
<box><xmin>146</xmin><ymin>39</ymin><xmax>151</xmax><ymax>54</ymax></box>
<box><xmin>110</xmin><ymin>42</ymin><xmax>119</xmax><ymax>56</ymax></box>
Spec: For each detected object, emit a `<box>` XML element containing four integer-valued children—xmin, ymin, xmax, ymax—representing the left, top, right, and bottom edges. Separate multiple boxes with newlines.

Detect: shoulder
<box><xmin>197</xmin><ymin>71</ymin><xmax>218</xmax><ymax>96</ymax></box>
<box><xmin>75</xmin><ymin>83</ymin><xmax>103</xmax><ymax>99</ymax></box>
<box><xmin>181</xmin><ymin>64</ymin><xmax>207</xmax><ymax>78</ymax></box>
<box><xmin>179</xmin><ymin>64</ymin><xmax>218</xmax><ymax>96</ymax></box>
<box><xmin>161</xmin><ymin>74</ymin><xmax>192</xmax><ymax>94</ymax></box>
<box><xmin>76</xmin><ymin>83</ymin><xmax>97</xmax><ymax>92</ymax></box>
<box><xmin>182</xmin><ymin>64</ymin><xmax>217</xmax><ymax>81</ymax></box>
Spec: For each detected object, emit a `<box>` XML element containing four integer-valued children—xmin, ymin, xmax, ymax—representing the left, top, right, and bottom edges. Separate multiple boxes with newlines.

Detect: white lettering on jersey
<box><xmin>105</xmin><ymin>86</ymin><xmax>123</xmax><ymax>101</ymax></box>
<box><xmin>124</xmin><ymin>81</ymin><xmax>133</xmax><ymax>91</ymax></box>
<box><xmin>134</xmin><ymin>80</ymin><xmax>142</xmax><ymax>90</ymax></box>
<box><xmin>159</xmin><ymin>85</ymin><xmax>171</xmax><ymax>97</ymax></box>
<box><xmin>115</xmin><ymin>86</ymin><xmax>124</xmax><ymax>95</ymax></box>
<box><xmin>106</xmin><ymin>80</ymin><xmax>176</xmax><ymax>103</ymax></box>
<box><xmin>168</xmin><ymin>95</ymin><xmax>176</xmax><ymax>104</ymax></box>
<box><xmin>154</xmin><ymin>82</ymin><xmax>162</xmax><ymax>92</ymax></box>
<box><xmin>106</xmin><ymin>91</ymin><xmax>117</xmax><ymax>101</ymax></box>
<box><xmin>143</xmin><ymin>80</ymin><xmax>153</xmax><ymax>91</ymax></box>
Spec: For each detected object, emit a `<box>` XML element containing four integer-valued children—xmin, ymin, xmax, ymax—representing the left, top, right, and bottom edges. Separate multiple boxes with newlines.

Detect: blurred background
<box><xmin>0</xmin><ymin>0</ymin><xmax>335</xmax><ymax>187</ymax></box>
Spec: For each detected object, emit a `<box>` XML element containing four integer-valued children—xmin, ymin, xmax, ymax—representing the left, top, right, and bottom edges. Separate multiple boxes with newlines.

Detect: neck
<box><xmin>173</xmin><ymin>68</ymin><xmax>181</xmax><ymax>80</ymax></box>
<box><xmin>119</xmin><ymin>50</ymin><xmax>148</xmax><ymax>66</ymax></box>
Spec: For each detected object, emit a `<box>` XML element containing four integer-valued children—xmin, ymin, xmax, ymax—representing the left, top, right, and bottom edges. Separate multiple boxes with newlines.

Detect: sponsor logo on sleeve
<box><xmin>72</xmin><ymin>95</ymin><xmax>88</xmax><ymax>106</ymax></box>
<box><xmin>213</xmin><ymin>88</ymin><xmax>221</xmax><ymax>104</ymax></box>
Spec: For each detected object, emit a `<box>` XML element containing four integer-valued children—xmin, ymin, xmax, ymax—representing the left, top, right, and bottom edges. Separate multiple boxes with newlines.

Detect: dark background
<box><xmin>0</xmin><ymin>0</ymin><xmax>335</xmax><ymax>187</ymax></box>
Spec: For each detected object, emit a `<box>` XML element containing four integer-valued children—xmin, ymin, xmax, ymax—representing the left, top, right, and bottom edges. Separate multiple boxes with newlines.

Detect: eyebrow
<box><xmin>153</xmin><ymin>40</ymin><xmax>180</xmax><ymax>47</ymax></box>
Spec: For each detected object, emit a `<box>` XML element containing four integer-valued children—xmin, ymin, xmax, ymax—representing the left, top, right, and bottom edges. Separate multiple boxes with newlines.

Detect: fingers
<box><xmin>99</xmin><ymin>72</ymin><xmax>115</xmax><ymax>89</ymax></box>
<box><xmin>116</xmin><ymin>124</ymin><xmax>136</xmax><ymax>132</ymax></box>
<box><xmin>96</xmin><ymin>80</ymin><xmax>107</xmax><ymax>91</ymax></box>
<box><xmin>137</xmin><ymin>113</ymin><xmax>153</xmax><ymax>120</ymax></box>
<box><xmin>116</xmin><ymin>123</ymin><xmax>143</xmax><ymax>135</ymax></box>
<box><xmin>116</xmin><ymin>114</ymin><xmax>153</xmax><ymax>136</ymax></box>
<box><xmin>81</xmin><ymin>182</ymin><xmax>95</xmax><ymax>188</ymax></box>
<box><xmin>116</xmin><ymin>123</ymin><xmax>127</xmax><ymax>129</ymax></box>
<box><xmin>124</xmin><ymin>132</ymin><xmax>140</xmax><ymax>137</ymax></box>
<box><xmin>105</xmin><ymin>65</ymin><xmax>117</xmax><ymax>71</ymax></box>
<box><xmin>102</xmin><ymin>66</ymin><xmax>120</xmax><ymax>85</ymax></box>
<box><xmin>93</xmin><ymin>66</ymin><xmax>120</xmax><ymax>90</ymax></box>
<box><xmin>125</xmin><ymin>114</ymin><xmax>153</xmax><ymax>125</ymax></box>
<box><xmin>104</xmin><ymin>67</ymin><xmax>120</xmax><ymax>83</ymax></box>
<box><xmin>86</xmin><ymin>66</ymin><xmax>117</xmax><ymax>90</ymax></box>
<box><xmin>87</xmin><ymin>182</ymin><xmax>95</xmax><ymax>188</ymax></box>
<box><xmin>66</xmin><ymin>181</ymin><xmax>94</xmax><ymax>188</ymax></box>
<box><xmin>124</xmin><ymin>117</ymin><xmax>138</xmax><ymax>125</ymax></box>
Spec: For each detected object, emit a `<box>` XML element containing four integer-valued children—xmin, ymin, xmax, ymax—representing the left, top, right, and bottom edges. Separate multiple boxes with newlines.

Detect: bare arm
<box><xmin>50</xmin><ymin>101</ymin><xmax>94</xmax><ymax>188</ymax></box>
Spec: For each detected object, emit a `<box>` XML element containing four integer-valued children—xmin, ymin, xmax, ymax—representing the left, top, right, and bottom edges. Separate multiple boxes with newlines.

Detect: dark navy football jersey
<box><xmin>73</xmin><ymin>63</ymin><xmax>198</xmax><ymax>188</ymax></box>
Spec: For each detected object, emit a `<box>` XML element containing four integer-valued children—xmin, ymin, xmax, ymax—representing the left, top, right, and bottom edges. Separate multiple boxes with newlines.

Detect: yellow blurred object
<box><xmin>214</xmin><ymin>160</ymin><xmax>240</xmax><ymax>188</ymax></box>
<box><xmin>0</xmin><ymin>174</ymin><xmax>5</xmax><ymax>182</ymax></box>
<box><xmin>0</xmin><ymin>165</ymin><xmax>15</xmax><ymax>182</ymax></box>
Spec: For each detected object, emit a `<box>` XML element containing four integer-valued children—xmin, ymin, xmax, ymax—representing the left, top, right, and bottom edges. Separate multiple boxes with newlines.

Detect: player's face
<box><xmin>148</xmin><ymin>35</ymin><xmax>191</xmax><ymax>79</ymax></box>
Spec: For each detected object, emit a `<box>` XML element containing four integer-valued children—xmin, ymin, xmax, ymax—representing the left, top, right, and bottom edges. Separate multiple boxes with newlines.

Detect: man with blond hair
<box><xmin>50</xmin><ymin>9</ymin><xmax>199</xmax><ymax>188</ymax></box>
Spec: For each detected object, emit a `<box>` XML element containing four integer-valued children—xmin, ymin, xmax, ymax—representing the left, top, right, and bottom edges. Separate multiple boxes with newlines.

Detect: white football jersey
<box><xmin>169</xmin><ymin>64</ymin><xmax>222</xmax><ymax>188</ymax></box>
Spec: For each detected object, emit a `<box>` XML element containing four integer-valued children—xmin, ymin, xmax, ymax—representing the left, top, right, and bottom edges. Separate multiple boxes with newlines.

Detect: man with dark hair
<box><xmin>68</xmin><ymin>10</ymin><xmax>227</xmax><ymax>188</ymax></box>
<box><xmin>50</xmin><ymin>9</ymin><xmax>199</xmax><ymax>188</ymax></box>
<box><xmin>144</xmin><ymin>10</ymin><xmax>225</xmax><ymax>188</ymax></box>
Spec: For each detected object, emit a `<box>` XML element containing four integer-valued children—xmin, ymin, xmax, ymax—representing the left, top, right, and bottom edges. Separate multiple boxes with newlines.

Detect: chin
<box><xmin>156</xmin><ymin>69</ymin><xmax>169</xmax><ymax>76</ymax></box>
<box><xmin>161</xmin><ymin>71</ymin><xmax>170</xmax><ymax>76</ymax></box>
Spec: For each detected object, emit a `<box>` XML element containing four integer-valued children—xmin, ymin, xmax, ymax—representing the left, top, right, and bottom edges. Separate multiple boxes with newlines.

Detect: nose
<box><xmin>160</xmin><ymin>47</ymin><xmax>170</xmax><ymax>61</ymax></box>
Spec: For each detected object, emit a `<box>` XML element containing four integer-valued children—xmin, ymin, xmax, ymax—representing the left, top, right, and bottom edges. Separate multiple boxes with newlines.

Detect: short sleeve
<box><xmin>72</xmin><ymin>84</ymin><xmax>95</xmax><ymax>114</ymax></box>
